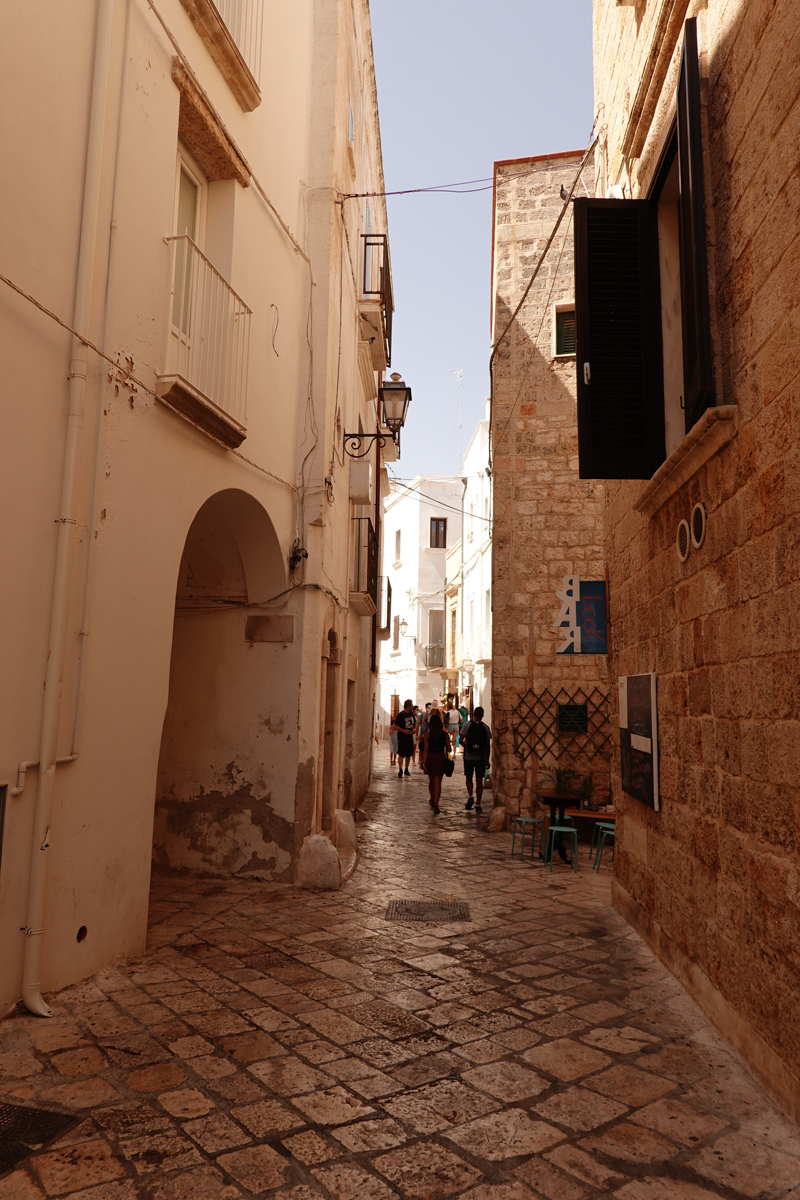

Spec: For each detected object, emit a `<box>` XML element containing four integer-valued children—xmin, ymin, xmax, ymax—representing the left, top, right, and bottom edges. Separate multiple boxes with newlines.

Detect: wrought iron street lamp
<box><xmin>343</xmin><ymin>372</ymin><xmax>412</xmax><ymax>459</ymax></box>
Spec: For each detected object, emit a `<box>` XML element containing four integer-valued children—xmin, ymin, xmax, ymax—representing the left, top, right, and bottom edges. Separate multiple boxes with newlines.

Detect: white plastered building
<box><xmin>377</xmin><ymin>477</ymin><xmax>463</xmax><ymax>730</ymax></box>
<box><xmin>443</xmin><ymin>410</ymin><xmax>493</xmax><ymax>721</ymax></box>
<box><xmin>0</xmin><ymin>0</ymin><xmax>401</xmax><ymax>1013</ymax></box>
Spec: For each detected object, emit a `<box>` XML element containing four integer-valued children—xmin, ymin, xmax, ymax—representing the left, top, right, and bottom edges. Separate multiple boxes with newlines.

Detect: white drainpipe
<box><xmin>22</xmin><ymin>0</ymin><xmax>116</xmax><ymax>1018</ymax></box>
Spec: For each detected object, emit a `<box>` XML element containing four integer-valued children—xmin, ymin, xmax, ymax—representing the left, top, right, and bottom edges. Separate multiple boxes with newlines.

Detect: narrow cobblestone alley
<box><xmin>2</xmin><ymin>761</ymin><xmax>800</xmax><ymax>1200</ymax></box>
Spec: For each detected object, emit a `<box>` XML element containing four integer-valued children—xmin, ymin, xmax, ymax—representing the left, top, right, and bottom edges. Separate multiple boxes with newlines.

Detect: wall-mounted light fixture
<box><xmin>399</xmin><ymin>618</ymin><xmax>416</xmax><ymax>646</ymax></box>
<box><xmin>343</xmin><ymin>373</ymin><xmax>412</xmax><ymax>459</ymax></box>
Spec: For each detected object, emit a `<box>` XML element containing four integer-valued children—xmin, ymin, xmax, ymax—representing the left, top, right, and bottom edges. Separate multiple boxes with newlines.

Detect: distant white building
<box><xmin>443</xmin><ymin>409</ymin><xmax>492</xmax><ymax>721</ymax></box>
<box><xmin>377</xmin><ymin>476</ymin><xmax>463</xmax><ymax>730</ymax></box>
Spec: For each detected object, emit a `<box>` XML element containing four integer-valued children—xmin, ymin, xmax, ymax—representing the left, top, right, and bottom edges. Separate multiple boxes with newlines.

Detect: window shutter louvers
<box><xmin>677</xmin><ymin>18</ymin><xmax>715</xmax><ymax>432</ymax></box>
<box><xmin>574</xmin><ymin>199</ymin><xmax>666</xmax><ymax>479</ymax></box>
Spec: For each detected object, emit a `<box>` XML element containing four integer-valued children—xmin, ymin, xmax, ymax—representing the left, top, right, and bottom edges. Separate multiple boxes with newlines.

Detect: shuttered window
<box><xmin>555</xmin><ymin>308</ymin><xmax>576</xmax><ymax>355</ymax></box>
<box><xmin>392</xmin><ymin>614</ymin><xmax>400</xmax><ymax>651</ymax></box>
<box><xmin>574</xmin><ymin>19</ymin><xmax>713</xmax><ymax>480</ymax></box>
<box><xmin>677</xmin><ymin>18</ymin><xmax>715</xmax><ymax>431</ymax></box>
<box><xmin>574</xmin><ymin>199</ymin><xmax>666</xmax><ymax>479</ymax></box>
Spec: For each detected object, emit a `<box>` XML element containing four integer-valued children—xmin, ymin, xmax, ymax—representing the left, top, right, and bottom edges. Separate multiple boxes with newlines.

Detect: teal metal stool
<box><xmin>594</xmin><ymin>826</ymin><xmax>616</xmax><ymax>871</ymax></box>
<box><xmin>545</xmin><ymin>823</ymin><xmax>578</xmax><ymax>873</ymax></box>
<box><xmin>590</xmin><ymin>820</ymin><xmax>616</xmax><ymax>864</ymax></box>
<box><xmin>511</xmin><ymin>816</ymin><xmax>544</xmax><ymax>860</ymax></box>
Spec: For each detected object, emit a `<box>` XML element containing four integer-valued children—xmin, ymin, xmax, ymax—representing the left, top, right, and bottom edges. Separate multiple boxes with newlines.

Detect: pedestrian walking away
<box><xmin>461</xmin><ymin>705</ymin><xmax>491</xmax><ymax>812</ymax></box>
<box><xmin>455</xmin><ymin>697</ymin><xmax>469</xmax><ymax>753</ymax></box>
<box><xmin>420</xmin><ymin>707</ymin><xmax>451</xmax><ymax>813</ymax></box>
<box><xmin>391</xmin><ymin>699</ymin><xmax>416</xmax><ymax>777</ymax></box>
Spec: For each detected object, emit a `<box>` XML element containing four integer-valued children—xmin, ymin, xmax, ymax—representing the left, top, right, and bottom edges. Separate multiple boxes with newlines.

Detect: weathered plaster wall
<box><xmin>595</xmin><ymin>0</ymin><xmax>800</xmax><ymax>1115</ymax></box>
<box><xmin>0</xmin><ymin>0</ymin><xmax>389</xmax><ymax>1008</ymax></box>
<box><xmin>490</xmin><ymin>154</ymin><xmax>608</xmax><ymax>817</ymax></box>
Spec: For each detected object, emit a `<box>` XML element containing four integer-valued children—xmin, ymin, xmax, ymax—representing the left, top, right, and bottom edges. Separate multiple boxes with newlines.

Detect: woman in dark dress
<box><xmin>420</xmin><ymin>710</ymin><xmax>451</xmax><ymax>814</ymax></box>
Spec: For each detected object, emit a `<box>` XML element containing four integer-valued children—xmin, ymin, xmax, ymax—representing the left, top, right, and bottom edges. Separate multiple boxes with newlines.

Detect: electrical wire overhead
<box><xmin>341</xmin><ymin>175</ymin><xmax>494</xmax><ymax>199</ymax></box>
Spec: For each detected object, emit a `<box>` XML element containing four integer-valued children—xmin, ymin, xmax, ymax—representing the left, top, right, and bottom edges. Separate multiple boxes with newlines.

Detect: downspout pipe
<box><xmin>22</xmin><ymin>0</ymin><xmax>116</xmax><ymax>1018</ymax></box>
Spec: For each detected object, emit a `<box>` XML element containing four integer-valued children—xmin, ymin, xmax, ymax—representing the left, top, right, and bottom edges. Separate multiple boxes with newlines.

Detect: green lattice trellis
<box><xmin>511</xmin><ymin>686</ymin><xmax>612</xmax><ymax>763</ymax></box>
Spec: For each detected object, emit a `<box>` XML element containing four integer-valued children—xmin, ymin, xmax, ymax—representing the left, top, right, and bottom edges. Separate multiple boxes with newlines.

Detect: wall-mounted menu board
<box><xmin>618</xmin><ymin>673</ymin><xmax>659</xmax><ymax>811</ymax></box>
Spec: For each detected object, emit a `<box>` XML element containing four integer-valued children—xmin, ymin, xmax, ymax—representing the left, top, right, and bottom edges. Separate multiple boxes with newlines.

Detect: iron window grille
<box><xmin>512</xmin><ymin>686</ymin><xmax>611</xmax><ymax>762</ymax></box>
<box><xmin>362</xmin><ymin>233</ymin><xmax>393</xmax><ymax>365</ymax></box>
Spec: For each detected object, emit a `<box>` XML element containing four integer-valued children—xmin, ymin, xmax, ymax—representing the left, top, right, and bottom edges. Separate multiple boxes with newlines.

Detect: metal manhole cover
<box><xmin>0</xmin><ymin>1103</ymin><xmax>78</xmax><ymax>1177</ymax></box>
<box><xmin>385</xmin><ymin>900</ymin><xmax>471</xmax><ymax>922</ymax></box>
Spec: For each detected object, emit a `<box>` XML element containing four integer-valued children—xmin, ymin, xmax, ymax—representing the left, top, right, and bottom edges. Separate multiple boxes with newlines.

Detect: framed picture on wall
<box><xmin>618</xmin><ymin>673</ymin><xmax>659</xmax><ymax>811</ymax></box>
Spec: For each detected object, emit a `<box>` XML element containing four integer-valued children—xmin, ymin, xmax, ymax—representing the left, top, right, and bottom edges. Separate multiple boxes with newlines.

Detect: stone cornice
<box><xmin>633</xmin><ymin>405</ymin><xmax>737</xmax><ymax>517</ymax></box>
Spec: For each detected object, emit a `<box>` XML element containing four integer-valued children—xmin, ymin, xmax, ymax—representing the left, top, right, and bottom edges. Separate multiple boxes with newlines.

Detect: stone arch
<box><xmin>153</xmin><ymin>488</ymin><xmax>298</xmax><ymax>880</ymax></box>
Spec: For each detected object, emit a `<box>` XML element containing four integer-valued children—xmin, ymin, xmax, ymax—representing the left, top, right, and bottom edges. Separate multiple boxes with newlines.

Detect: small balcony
<box><xmin>350</xmin><ymin>517</ymin><xmax>378</xmax><ymax>616</ymax></box>
<box><xmin>157</xmin><ymin>235</ymin><xmax>251</xmax><ymax>448</ymax></box>
<box><xmin>377</xmin><ymin>577</ymin><xmax>392</xmax><ymax>640</ymax></box>
<box><xmin>360</xmin><ymin>233</ymin><xmax>393</xmax><ymax>370</ymax></box>
<box><xmin>425</xmin><ymin>643</ymin><xmax>446</xmax><ymax>670</ymax></box>
<box><xmin>179</xmin><ymin>0</ymin><xmax>263</xmax><ymax>111</ymax></box>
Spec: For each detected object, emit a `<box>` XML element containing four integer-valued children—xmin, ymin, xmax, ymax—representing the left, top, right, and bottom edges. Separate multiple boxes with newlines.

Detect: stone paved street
<box><xmin>2</xmin><ymin>759</ymin><xmax>800</xmax><ymax>1199</ymax></box>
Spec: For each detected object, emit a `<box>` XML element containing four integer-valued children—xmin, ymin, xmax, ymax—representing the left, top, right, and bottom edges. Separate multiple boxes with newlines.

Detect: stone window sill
<box><xmin>179</xmin><ymin>0</ymin><xmax>261</xmax><ymax>112</ymax></box>
<box><xmin>633</xmin><ymin>405</ymin><xmax>737</xmax><ymax>518</ymax></box>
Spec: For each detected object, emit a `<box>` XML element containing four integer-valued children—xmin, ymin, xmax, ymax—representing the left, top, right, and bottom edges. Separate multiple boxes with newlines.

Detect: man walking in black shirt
<box><xmin>392</xmin><ymin>699</ymin><xmax>416</xmax><ymax>778</ymax></box>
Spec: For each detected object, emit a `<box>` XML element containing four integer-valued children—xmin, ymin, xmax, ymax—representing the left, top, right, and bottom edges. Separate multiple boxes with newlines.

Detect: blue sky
<box><xmin>369</xmin><ymin>0</ymin><xmax>594</xmax><ymax>479</ymax></box>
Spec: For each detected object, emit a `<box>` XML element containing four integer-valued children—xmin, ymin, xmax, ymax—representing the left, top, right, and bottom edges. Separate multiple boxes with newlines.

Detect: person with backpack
<box><xmin>461</xmin><ymin>706</ymin><xmax>491</xmax><ymax>812</ymax></box>
<box><xmin>391</xmin><ymin>699</ymin><xmax>416</xmax><ymax>778</ymax></box>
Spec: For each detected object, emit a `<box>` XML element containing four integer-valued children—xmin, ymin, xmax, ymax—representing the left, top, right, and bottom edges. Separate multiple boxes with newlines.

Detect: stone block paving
<box><xmin>2</xmin><ymin>760</ymin><xmax>800</xmax><ymax>1198</ymax></box>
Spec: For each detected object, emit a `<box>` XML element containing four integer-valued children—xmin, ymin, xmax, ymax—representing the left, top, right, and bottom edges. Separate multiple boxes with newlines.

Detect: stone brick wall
<box><xmin>490</xmin><ymin>154</ymin><xmax>609</xmax><ymax>817</ymax></box>
<box><xmin>595</xmin><ymin>0</ymin><xmax>800</xmax><ymax>1115</ymax></box>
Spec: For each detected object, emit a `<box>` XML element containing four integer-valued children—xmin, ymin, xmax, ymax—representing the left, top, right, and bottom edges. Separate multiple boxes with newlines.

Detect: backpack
<box><xmin>464</xmin><ymin>721</ymin><xmax>488</xmax><ymax>756</ymax></box>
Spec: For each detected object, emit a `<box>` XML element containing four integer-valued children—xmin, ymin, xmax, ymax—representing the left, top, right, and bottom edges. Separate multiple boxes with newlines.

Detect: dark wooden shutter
<box><xmin>574</xmin><ymin>198</ymin><xmax>665</xmax><ymax>479</ymax></box>
<box><xmin>677</xmin><ymin>18</ymin><xmax>715</xmax><ymax>432</ymax></box>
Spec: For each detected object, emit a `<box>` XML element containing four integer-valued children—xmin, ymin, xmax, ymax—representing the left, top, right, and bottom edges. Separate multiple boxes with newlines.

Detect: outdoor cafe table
<box><xmin>534</xmin><ymin>798</ymin><xmax>616</xmax><ymax>846</ymax></box>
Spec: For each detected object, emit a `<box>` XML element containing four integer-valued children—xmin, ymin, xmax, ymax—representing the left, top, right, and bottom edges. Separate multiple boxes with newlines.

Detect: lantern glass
<box><xmin>379</xmin><ymin>373</ymin><xmax>411</xmax><ymax>433</ymax></box>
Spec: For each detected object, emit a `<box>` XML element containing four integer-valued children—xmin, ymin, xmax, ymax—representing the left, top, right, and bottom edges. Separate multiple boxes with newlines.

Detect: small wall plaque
<box><xmin>245</xmin><ymin>615</ymin><xmax>294</xmax><ymax>644</ymax></box>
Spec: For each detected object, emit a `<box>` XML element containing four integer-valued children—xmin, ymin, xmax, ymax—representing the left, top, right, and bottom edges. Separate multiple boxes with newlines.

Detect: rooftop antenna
<box><xmin>451</xmin><ymin>368</ymin><xmax>463</xmax><ymax>471</ymax></box>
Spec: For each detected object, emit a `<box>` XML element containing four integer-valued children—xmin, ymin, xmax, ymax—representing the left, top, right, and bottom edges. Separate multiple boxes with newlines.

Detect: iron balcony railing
<box><xmin>362</xmin><ymin>233</ymin><xmax>393</xmax><ymax>365</ymax></box>
<box><xmin>425</xmin><ymin>643</ymin><xmax>445</xmax><ymax>670</ymax></box>
<box><xmin>378</xmin><ymin>576</ymin><xmax>392</xmax><ymax>634</ymax></box>
<box><xmin>167</xmin><ymin>235</ymin><xmax>251</xmax><ymax>427</ymax></box>
<box><xmin>351</xmin><ymin>517</ymin><xmax>378</xmax><ymax>602</ymax></box>
<box><xmin>215</xmin><ymin>0</ymin><xmax>264</xmax><ymax>82</ymax></box>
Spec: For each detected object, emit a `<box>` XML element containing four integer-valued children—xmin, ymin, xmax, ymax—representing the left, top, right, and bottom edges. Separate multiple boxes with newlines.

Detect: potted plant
<box><xmin>537</xmin><ymin>765</ymin><xmax>594</xmax><ymax>806</ymax></box>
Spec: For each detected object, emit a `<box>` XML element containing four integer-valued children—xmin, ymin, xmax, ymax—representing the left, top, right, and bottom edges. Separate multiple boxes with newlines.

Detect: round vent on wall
<box><xmin>691</xmin><ymin>502</ymin><xmax>707</xmax><ymax>549</ymax></box>
<box><xmin>676</xmin><ymin>519</ymin><xmax>691</xmax><ymax>563</ymax></box>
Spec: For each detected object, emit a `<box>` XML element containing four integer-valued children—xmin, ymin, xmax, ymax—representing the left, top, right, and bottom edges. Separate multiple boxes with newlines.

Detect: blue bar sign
<box><xmin>553</xmin><ymin>575</ymin><xmax>608</xmax><ymax>654</ymax></box>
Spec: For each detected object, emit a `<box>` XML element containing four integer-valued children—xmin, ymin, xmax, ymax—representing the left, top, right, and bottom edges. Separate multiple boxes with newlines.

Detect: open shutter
<box><xmin>677</xmin><ymin>18</ymin><xmax>715</xmax><ymax>431</ymax></box>
<box><xmin>574</xmin><ymin>199</ymin><xmax>665</xmax><ymax>479</ymax></box>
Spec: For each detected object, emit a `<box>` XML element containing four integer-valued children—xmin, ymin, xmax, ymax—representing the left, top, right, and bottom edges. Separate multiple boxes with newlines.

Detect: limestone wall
<box><xmin>595</xmin><ymin>0</ymin><xmax>800</xmax><ymax>1114</ymax></box>
<box><xmin>490</xmin><ymin>153</ymin><xmax>609</xmax><ymax>816</ymax></box>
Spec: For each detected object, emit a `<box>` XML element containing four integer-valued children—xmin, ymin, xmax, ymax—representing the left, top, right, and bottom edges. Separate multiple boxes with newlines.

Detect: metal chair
<box><xmin>545</xmin><ymin>822</ymin><xmax>578</xmax><ymax>874</ymax></box>
<box><xmin>510</xmin><ymin>816</ymin><xmax>544</xmax><ymax>860</ymax></box>
<box><xmin>590</xmin><ymin>820</ymin><xmax>616</xmax><ymax>864</ymax></box>
<box><xmin>594</xmin><ymin>826</ymin><xmax>616</xmax><ymax>871</ymax></box>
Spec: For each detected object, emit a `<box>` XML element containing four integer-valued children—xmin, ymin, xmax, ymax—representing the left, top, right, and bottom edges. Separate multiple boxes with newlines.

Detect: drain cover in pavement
<box><xmin>385</xmin><ymin>900</ymin><xmax>471</xmax><ymax>922</ymax></box>
<box><xmin>0</xmin><ymin>1103</ymin><xmax>78</xmax><ymax>1177</ymax></box>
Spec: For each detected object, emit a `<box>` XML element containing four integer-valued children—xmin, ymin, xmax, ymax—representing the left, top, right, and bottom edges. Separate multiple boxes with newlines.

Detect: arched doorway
<box><xmin>153</xmin><ymin>489</ymin><xmax>296</xmax><ymax>879</ymax></box>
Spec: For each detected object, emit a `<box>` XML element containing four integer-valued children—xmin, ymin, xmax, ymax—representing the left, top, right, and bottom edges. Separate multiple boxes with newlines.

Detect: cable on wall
<box><xmin>0</xmin><ymin>268</ymin><xmax>298</xmax><ymax>493</ymax></box>
<box><xmin>487</xmin><ymin>124</ymin><xmax>601</xmax><ymax>474</ymax></box>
